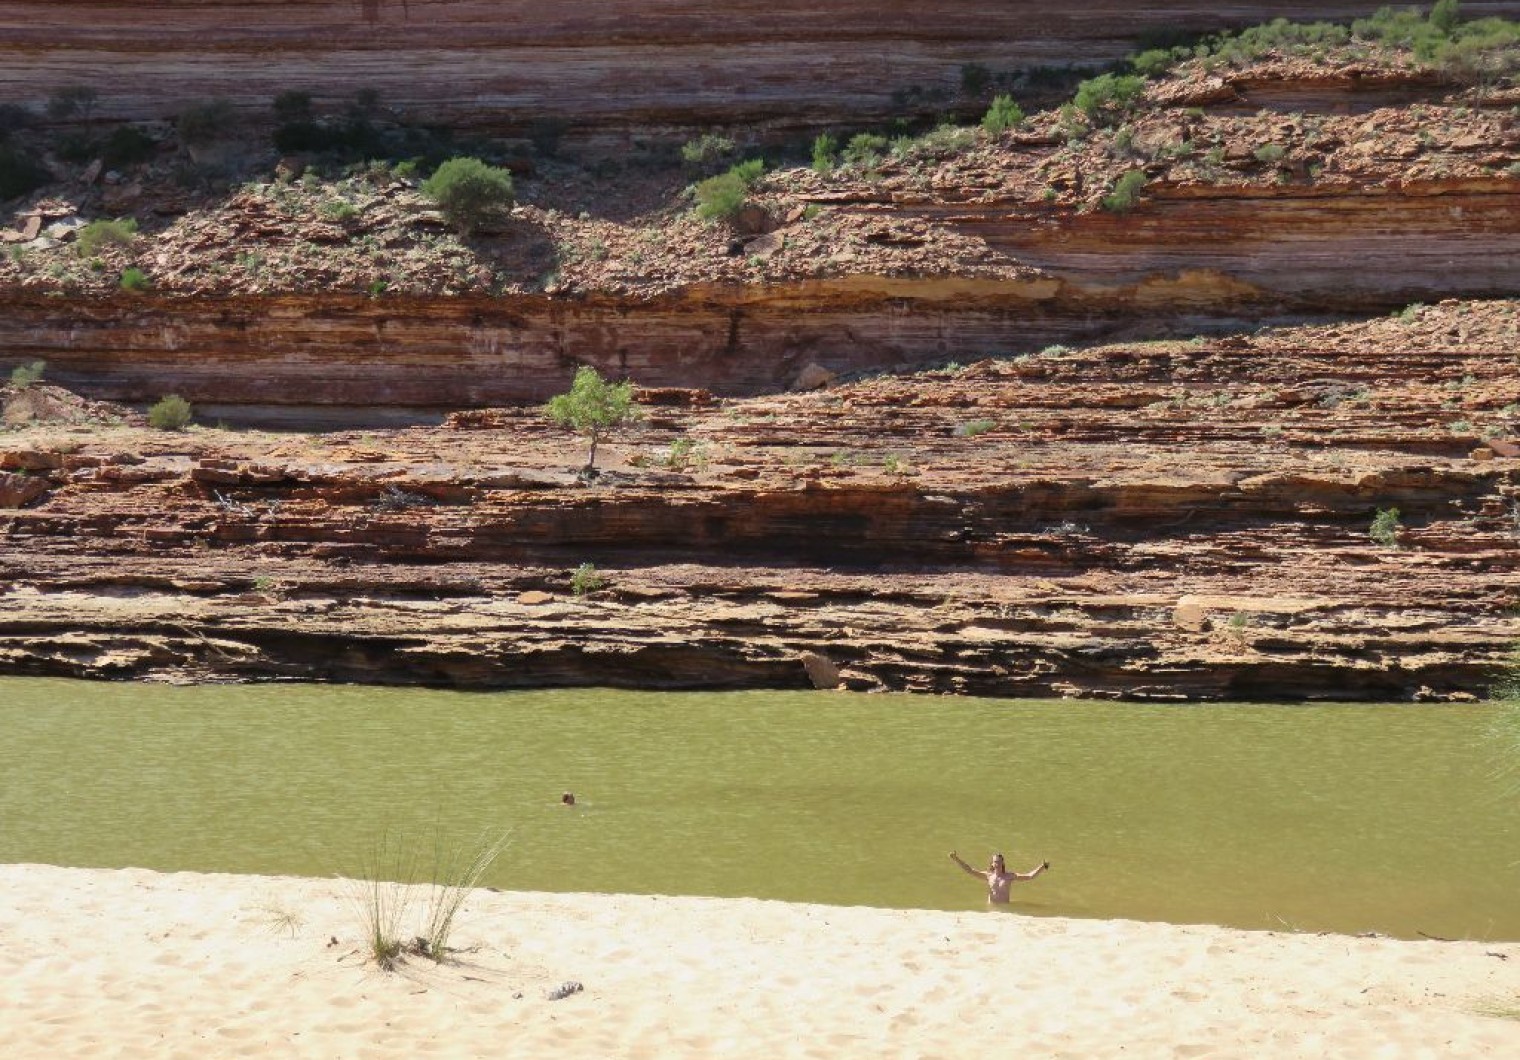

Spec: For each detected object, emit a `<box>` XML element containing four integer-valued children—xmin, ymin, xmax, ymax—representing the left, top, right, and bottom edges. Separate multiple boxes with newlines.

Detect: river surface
<box><xmin>1</xmin><ymin>678</ymin><xmax>1515</xmax><ymax>938</ymax></box>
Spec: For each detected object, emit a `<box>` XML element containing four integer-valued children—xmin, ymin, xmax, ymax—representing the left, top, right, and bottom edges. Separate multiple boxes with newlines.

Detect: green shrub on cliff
<box><xmin>75</xmin><ymin>217</ymin><xmax>138</xmax><ymax>258</ymax></box>
<box><xmin>1072</xmin><ymin>73</ymin><xmax>1146</xmax><ymax>127</ymax></box>
<box><xmin>1431</xmin><ymin>0</ymin><xmax>1463</xmax><ymax>35</ymax></box>
<box><xmin>695</xmin><ymin>159</ymin><xmax>764</xmax><ymax>222</ymax></box>
<box><xmin>46</xmin><ymin>85</ymin><xmax>99</xmax><ymax>123</ymax></box>
<box><xmin>422</xmin><ymin>156</ymin><xmax>515</xmax><ymax>235</ymax></box>
<box><xmin>1435</xmin><ymin>19</ymin><xmax>1520</xmax><ymax>85</ymax></box>
<box><xmin>177</xmin><ymin>100</ymin><xmax>236</xmax><ymax>147</ymax></box>
<box><xmin>1101</xmin><ymin>171</ymin><xmax>1147</xmax><ymax>213</ymax></box>
<box><xmin>680</xmin><ymin>134</ymin><xmax>737</xmax><ymax>174</ymax></box>
<box><xmin>981</xmin><ymin>95</ymin><xmax>1026</xmax><ymax>136</ymax></box>
<box><xmin>0</xmin><ymin>144</ymin><xmax>50</xmax><ymax>200</ymax></box>
<box><xmin>544</xmin><ymin>365</ymin><xmax>640</xmax><ymax>472</ymax></box>
<box><xmin>272</xmin><ymin>90</ymin><xmax>314</xmax><ymax>125</ymax></box>
<box><xmin>1369</xmin><ymin>507</ymin><xmax>1402</xmax><ymax>548</ymax></box>
<box><xmin>9</xmin><ymin>360</ymin><xmax>45</xmax><ymax>389</ymax></box>
<box><xmin>570</xmin><ymin>563</ymin><xmax>604</xmax><ymax>596</ymax></box>
<box><xmin>842</xmin><ymin>134</ymin><xmax>889</xmax><ymax>168</ymax></box>
<box><xmin>148</xmin><ymin>394</ymin><xmax>193</xmax><ymax>431</ymax></box>
<box><xmin>1131</xmin><ymin>48</ymin><xmax>1177</xmax><ymax>77</ymax></box>
<box><xmin>811</xmin><ymin>133</ymin><xmax>840</xmax><ymax>173</ymax></box>
<box><xmin>955</xmin><ymin>418</ymin><xmax>997</xmax><ymax>438</ymax></box>
<box><xmin>1108</xmin><ymin>8</ymin><xmax>1517</xmax><ymax>94</ymax></box>
<box><xmin>1355</xmin><ymin>3</ymin><xmax>1517</xmax><ymax>81</ymax></box>
<box><xmin>695</xmin><ymin>171</ymin><xmax>747</xmax><ymax>220</ymax></box>
<box><xmin>102</xmin><ymin>125</ymin><xmax>157</xmax><ymax>167</ymax></box>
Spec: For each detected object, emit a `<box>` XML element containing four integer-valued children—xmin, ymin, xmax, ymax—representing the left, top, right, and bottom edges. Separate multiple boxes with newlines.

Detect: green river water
<box><xmin>1</xmin><ymin>678</ymin><xmax>1515</xmax><ymax>939</ymax></box>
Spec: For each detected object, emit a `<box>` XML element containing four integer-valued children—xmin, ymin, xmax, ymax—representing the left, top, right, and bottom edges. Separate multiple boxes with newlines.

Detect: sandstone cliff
<box><xmin>0</xmin><ymin>91</ymin><xmax>1515</xmax><ymax>422</ymax></box>
<box><xmin>4</xmin><ymin>2</ymin><xmax>1520</xmax><ymax>131</ymax></box>
<box><xmin>1</xmin><ymin>9</ymin><xmax>1517</xmax><ymax>699</ymax></box>
<box><xmin>2</xmin><ymin>302</ymin><xmax>1516</xmax><ymax>699</ymax></box>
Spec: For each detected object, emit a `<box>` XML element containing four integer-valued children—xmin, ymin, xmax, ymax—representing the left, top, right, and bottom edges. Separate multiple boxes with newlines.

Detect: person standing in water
<box><xmin>949</xmin><ymin>851</ymin><xmax>1049</xmax><ymax>904</ymax></box>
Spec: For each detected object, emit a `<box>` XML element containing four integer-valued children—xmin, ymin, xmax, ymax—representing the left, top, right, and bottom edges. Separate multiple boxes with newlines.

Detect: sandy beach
<box><xmin>3</xmin><ymin>863</ymin><xmax>1518</xmax><ymax>1059</ymax></box>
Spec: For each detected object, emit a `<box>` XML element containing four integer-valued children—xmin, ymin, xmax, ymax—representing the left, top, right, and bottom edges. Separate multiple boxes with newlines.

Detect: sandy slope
<box><xmin>3</xmin><ymin>864</ymin><xmax>1518</xmax><ymax>1059</ymax></box>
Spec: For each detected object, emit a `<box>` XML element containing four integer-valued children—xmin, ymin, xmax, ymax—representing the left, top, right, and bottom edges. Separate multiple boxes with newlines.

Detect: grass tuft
<box><xmin>419</xmin><ymin>828</ymin><xmax>513</xmax><ymax>960</ymax></box>
<box><xmin>342</xmin><ymin>830</ymin><xmax>420</xmax><ymax>972</ymax></box>
<box><xmin>341</xmin><ymin>825</ymin><xmax>511</xmax><ymax>971</ymax></box>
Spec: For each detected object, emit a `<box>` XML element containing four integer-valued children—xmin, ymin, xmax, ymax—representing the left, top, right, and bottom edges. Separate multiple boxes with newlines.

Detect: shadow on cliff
<box><xmin>462</xmin><ymin>220</ymin><xmax>561</xmax><ymax>292</ymax></box>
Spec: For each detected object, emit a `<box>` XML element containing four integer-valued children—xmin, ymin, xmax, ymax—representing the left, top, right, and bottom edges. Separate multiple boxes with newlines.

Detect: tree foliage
<box><xmin>1101</xmin><ymin>170</ymin><xmax>1147</xmax><ymax>213</ymax></box>
<box><xmin>694</xmin><ymin>159</ymin><xmax>764</xmax><ymax>222</ymax></box>
<box><xmin>177</xmin><ymin>100</ymin><xmax>236</xmax><ymax>147</ymax></box>
<box><xmin>1073</xmin><ymin>74</ymin><xmax>1147</xmax><ymax>126</ymax></box>
<box><xmin>75</xmin><ymin>217</ymin><xmax>138</xmax><ymax>258</ymax></box>
<box><xmin>148</xmin><ymin>394</ymin><xmax>193</xmax><ymax>431</ymax></box>
<box><xmin>421</xmin><ymin>156</ymin><xmax>515</xmax><ymax>235</ymax></box>
<box><xmin>9</xmin><ymin>360</ymin><xmax>45</xmax><ymax>389</ymax></box>
<box><xmin>811</xmin><ymin>133</ymin><xmax>839</xmax><ymax>173</ymax></box>
<box><xmin>544</xmin><ymin>366</ymin><xmax>640</xmax><ymax>471</ymax></box>
<box><xmin>981</xmin><ymin>95</ymin><xmax>1026</xmax><ymax>135</ymax></box>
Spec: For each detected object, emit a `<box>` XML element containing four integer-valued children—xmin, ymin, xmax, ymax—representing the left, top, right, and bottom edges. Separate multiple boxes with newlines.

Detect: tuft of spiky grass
<box><xmin>339</xmin><ymin>825</ymin><xmax>511</xmax><ymax>970</ymax></box>
<box><xmin>419</xmin><ymin>828</ymin><xmax>512</xmax><ymax>961</ymax></box>
<box><xmin>341</xmin><ymin>830</ymin><xmax>421</xmax><ymax>972</ymax></box>
<box><xmin>255</xmin><ymin>903</ymin><xmax>305</xmax><ymax>939</ymax></box>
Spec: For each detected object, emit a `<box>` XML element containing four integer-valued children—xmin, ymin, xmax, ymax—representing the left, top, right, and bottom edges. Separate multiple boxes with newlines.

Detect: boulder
<box><xmin>0</xmin><ymin>449</ymin><xmax>65</xmax><ymax>472</ymax></box>
<box><xmin>734</xmin><ymin>204</ymin><xmax>775</xmax><ymax>236</ymax></box>
<box><xmin>0</xmin><ymin>471</ymin><xmax>49</xmax><ymax>508</ymax></box>
<box><xmin>791</xmin><ymin>362</ymin><xmax>836</xmax><ymax>392</ymax></box>
<box><xmin>743</xmin><ymin>231</ymin><xmax>784</xmax><ymax>260</ymax></box>
<box><xmin>101</xmin><ymin>182</ymin><xmax>145</xmax><ymax>212</ymax></box>
<box><xmin>1173</xmin><ymin>597</ymin><xmax>1207</xmax><ymax>631</ymax></box>
<box><xmin>800</xmin><ymin>651</ymin><xmax>842</xmax><ymax>690</ymax></box>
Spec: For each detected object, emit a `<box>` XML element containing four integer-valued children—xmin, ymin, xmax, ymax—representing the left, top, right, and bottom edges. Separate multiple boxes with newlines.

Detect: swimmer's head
<box><xmin>561</xmin><ymin>792</ymin><xmax>576</xmax><ymax>805</ymax></box>
<box><xmin>991</xmin><ymin>853</ymin><xmax>1005</xmax><ymax>872</ymax></box>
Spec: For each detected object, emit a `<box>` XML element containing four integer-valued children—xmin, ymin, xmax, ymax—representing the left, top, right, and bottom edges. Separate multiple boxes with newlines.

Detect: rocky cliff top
<box><xmin>1</xmin><ymin>45</ymin><xmax>1515</xmax><ymax>302</ymax></box>
<box><xmin>3</xmin><ymin>299</ymin><xmax>1516</xmax><ymax>697</ymax></box>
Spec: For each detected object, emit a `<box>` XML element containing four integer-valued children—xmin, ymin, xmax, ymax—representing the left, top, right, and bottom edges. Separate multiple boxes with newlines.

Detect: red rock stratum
<box><xmin>5</xmin><ymin>2</ymin><xmax>1520</xmax><ymax>130</ymax></box>
<box><xmin>3</xmin><ymin>302</ymin><xmax>1516</xmax><ymax>699</ymax></box>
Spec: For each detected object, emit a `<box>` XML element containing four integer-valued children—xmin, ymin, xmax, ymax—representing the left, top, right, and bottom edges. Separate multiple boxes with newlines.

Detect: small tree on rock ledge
<box><xmin>422</xmin><ymin>156</ymin><xmax>515</xmax><ymax>236</ymax></box>
<box><xmin>545</xmin><ymin>366</ymin><xmax>639</xmax><ymax>473</ymax></box>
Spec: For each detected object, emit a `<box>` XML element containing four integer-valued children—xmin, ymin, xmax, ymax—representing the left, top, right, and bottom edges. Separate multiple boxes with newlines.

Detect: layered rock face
<box><xmin>2</xmin><ymin>304</ymin><xmax>1516</xmax><ymax>699</ymax></box>
<box><xmin>4</xmin><ymin>2</ymin><xmax>1518</xmax><ymax>130</ymax></box>
<box><xmin>2</xmin><ymin>9</ymin><xmax>1517</xmax><ymax>700</ymax></box>
<box><xmin>4</xmin><ymin>176</ymin><xmax>1516</xmax><ymax>422</ymax></box>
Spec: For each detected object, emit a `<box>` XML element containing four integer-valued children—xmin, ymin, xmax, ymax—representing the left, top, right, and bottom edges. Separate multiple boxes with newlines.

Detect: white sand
<box><xmin>3</xmin><ymin>864</ymin><xmax>1518</xmax><ymax>1059</ymax></box>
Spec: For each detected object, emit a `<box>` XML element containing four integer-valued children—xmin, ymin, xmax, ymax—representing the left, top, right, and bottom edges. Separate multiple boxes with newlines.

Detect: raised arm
<box><xmin>1013</xmin><ymin>860</ymin><xmax>1051</xmax><ymax>881</ymax></box>
<box><xmin>948</xmin><ymin>852</ymin><xmax>985</xmax><ymax>879</ymax></box>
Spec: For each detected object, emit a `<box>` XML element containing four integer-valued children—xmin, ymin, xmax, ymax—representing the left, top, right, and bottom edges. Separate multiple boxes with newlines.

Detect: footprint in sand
<box><xmin>213</xmin><ymin>1025</ymin><xmax>258</xmax><ymax>1040</ymax></box>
